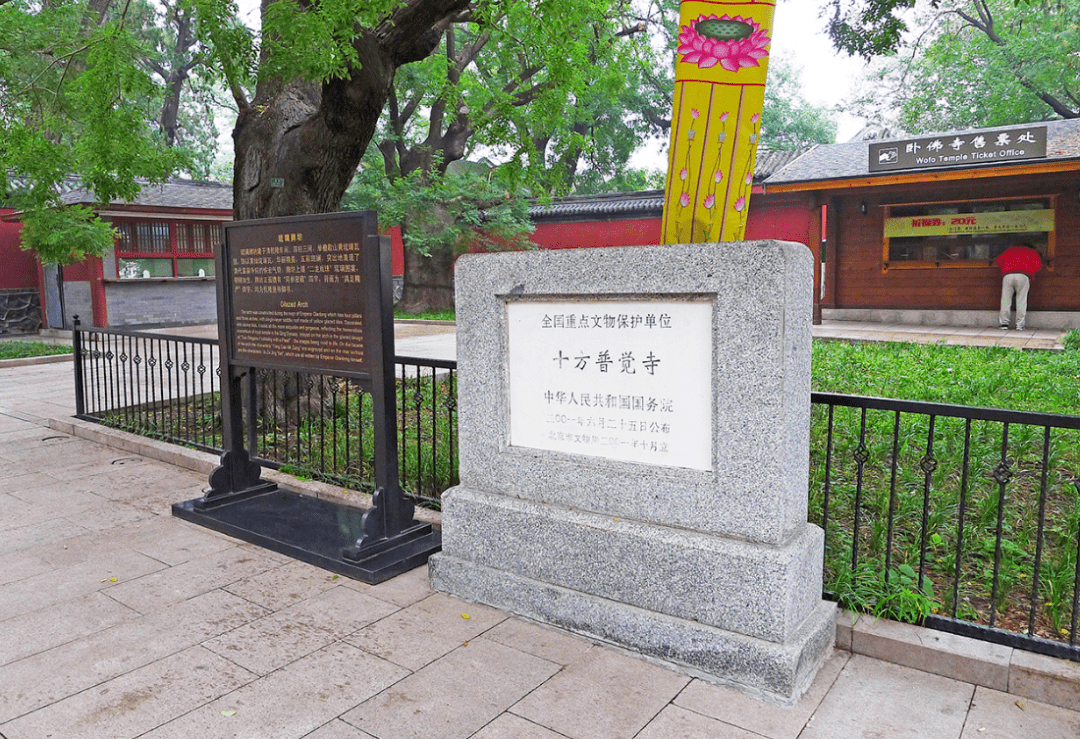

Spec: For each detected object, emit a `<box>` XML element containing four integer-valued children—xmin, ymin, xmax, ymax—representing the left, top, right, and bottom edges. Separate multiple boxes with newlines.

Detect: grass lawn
<box><xmin>0</xmin><ymin>340</ymin><xmax>73</xmax><ymax>360</ymax></box>
<box><xmin>812</xmin><ymin>339</ymin><xmax>1080</xmax><ymax>415</ymax></box>
<box><xmin>394</xmin><ymin>309</ymin><xmax>456</xmax><ymax>322</ymax></box>
<box><xmin>810</xmin><ymin>339</ymin><xmax>1080</xmax><ymax>640</ymax></box>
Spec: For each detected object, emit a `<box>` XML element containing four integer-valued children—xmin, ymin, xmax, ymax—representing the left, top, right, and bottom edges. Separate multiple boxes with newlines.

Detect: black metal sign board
<box><xmin>222</xmin><ymin>212</ymin><xmax>377</xmax><ymax>378</ymax></box>
<box><xmin>869</xmin><ymin>125</ymin><xmax>1047</xmax><ymax>173</ymax></box>
<box><xmin>173</xmin><ymin>210</ymin><xmax>440</xmax><ymax>584</ymax></box>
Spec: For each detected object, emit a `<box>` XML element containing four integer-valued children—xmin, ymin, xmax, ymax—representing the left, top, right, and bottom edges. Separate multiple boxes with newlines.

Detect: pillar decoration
<box><xmin>662</xmin><ymin>1</ymin><xmax>775</xmax><ymax>244</ymax></box>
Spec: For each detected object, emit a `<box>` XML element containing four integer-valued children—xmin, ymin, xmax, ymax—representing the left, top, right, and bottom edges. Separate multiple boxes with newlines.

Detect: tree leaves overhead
<box><xmin>374</xmin><ymin>0</ymin><xmax>665</xmax><ymax>195</ymax></box>
<box><xmin>0</xmin><ymin>0</ymin><xmax>219</xmax><ymax>264</ymax></box>
<box><xmin>760</xmin><ymin>56</ymin><xmax>837</xmax><ymax>151</ymax></box>
<box><xmin>823</xmin><ymin>0</ymin><xmax>930</xmax><ymax>59</ymax></box>
<box><xmin>846</xmin><ymin>0</ymin><xmax>1079</xmax><ymax>133</ymax></box>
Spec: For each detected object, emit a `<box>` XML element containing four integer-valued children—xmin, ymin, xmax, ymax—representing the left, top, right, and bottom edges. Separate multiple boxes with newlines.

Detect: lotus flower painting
<box><xmin>662</xmin><ymin>1</ymin><xmax>775</xmax><ymax>244</ymax></box>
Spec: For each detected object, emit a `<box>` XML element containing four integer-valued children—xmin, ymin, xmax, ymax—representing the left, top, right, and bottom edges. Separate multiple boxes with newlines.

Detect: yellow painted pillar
<box><xmin>661</xmin><ymin>2</ymin><xmax>775</xmax><ymax>244</ymax></box>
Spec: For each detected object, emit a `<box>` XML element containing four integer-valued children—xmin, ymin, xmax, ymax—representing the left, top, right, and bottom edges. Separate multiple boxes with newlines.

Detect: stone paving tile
<box><xmin>224</xmin><ymin>560</ymin><xmax>345</xmax><ymax>611</ymax></box>
<box><xmin>509</xmin><ymin>645</ymin><xmax>691</xmax><ymax>739</ymax></box>
<box><xmin>343</xmin><ymin>562</ymin><xmax>435</xmax><ymax>607</ymax></box>
<box><xmin>673</xmin><ymin>649</ymin><xmax>850</xmax><ymax>739</ymax></box>
<box><xmin>303</xmin><ymin>719</ymin><xmax>378</xmax><ymax>739</ymax></box>
<box><xmin>142</xmin><ymin>642</ymin><xmax>408</xmax><ymax>739</ymax></box>
<box><xmin>129</xmin><ymin>482</ymin><xmax>210</xmax><ymax>515</ymax></box>
<box><xmin>481</xmin><ymin>617</ymin><xmax>593</xmax><ymax>666</ymax></box>
<box><xmin>0</xmin><ymin>550</ymin><xmax>54</xmax><ymax>586</ymax></box>
<box><xmin>25</xmin><ymin>514</ymin><xmax>236</xmax><ymax>570</ymax></box>
<box><xmin>0</xmin><ymin>516</ymin><xmax>90</xmax><ymax>557</ymax></box>
<box><xmin>636</xmin><ymin>704</ymin><xmax>762</xmax><ymax>739</ymax></box>
<box><xmin>470</xmin><ymin>713</ymin><xmax>570</xmax><ymax>739</ymax></box>
<box><xmin>796</xmin><ymin>654</ymin><xmax>974</xmax><ymax>739</ymax></box>
<box><xmin>343</xmin><ymin>592</ymin><xmax>508</xmax><ymax>671</ymax></box>
<box><xmin>341</xmin><ymin>638</ymin><xmax>560</xmax><ymax>739</ymax></box>
<box><xmin>4</xmin><ymin>480</ymin><xmax>111</xmax><ymax>518</ymax></box>
<box><xmin>19</xmin><ymin>515</ymin><xmax>208</xmax><ymax>570</ymax></box>
<box><xmin>60</xmin><ymin>498</ymin><xmax>155</xmax><ymax>532</ymax></box>
<box><xmin>0</xmin><ymin>426</ymin><xmax>69</xmax><ymax>448</ymax></box>
<box><xmin>103</xmin><ymin>545</ymin><xmax>283</xmax><ymax>614</ymax></box>
<box><xmin>0</xmin><ymin>590</ymin><xmax>140</xmax><ymax>667</ymax></box>
<box><xmin>80</xmin><ymin>462</ymin><xmax>207</xmax><ymax>503</ymax></box>
<box><xmin>0</xmin><ymin>589</ymin><xmax>268</xmax><ymax>721</ymax></box>
<box><xmin>0</xmin><ymin>547</ymin><xmax>166</xmax><ymax>621</ymax></box>
<box><xmin>0</xmin><ymin>471</ymin><xmax>59</xmax><ymax>495</ymax></box>
<box><xmin>47</xmin><ymin>453</ymin><xmax>151</xmax><ymax>482</ymax></box>
<box><xmin>0</xmin><ymin>440</ymin><xmax>125</xmax><ymax>473</ymax></box>
<box><xmin>0</xmin><ymin>645</ymin><xmax>257</xmax><ymax>739</ymax></box>
<box><xmin>204</xmin><ymin>585</ymin><xmax>399</xmax><ymax>675</ymax></box>
<box><xmin>0</xmin><ymin>414</ymin><xmax>42</xmax><ymax>435</ymax></box>
<box><xmin>113</xmin><ymin>515</ymin><xmax>239</xmax><ymax>566</ymax></box>
<box><xmin>0</xmin><ymin>491</ymin><xmax>69</xmax><ymax>532</ymax></box>
<box><xmin>961</xmin><ymin>686</ymin><xmax>1080</xmax><ymax>739</ymax></box>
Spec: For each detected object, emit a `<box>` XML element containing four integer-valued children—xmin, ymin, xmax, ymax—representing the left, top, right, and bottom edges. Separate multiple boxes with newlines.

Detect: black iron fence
<box><xmin>73</xmin><ymin>323</ymin><xmax>456</xmax><ymax>504</ymax></box>
<box><xmin>812</xmin><ymin>392</ymin><xmax>1080</xmax><ymax>662</ymax></box>
<box><xmin>73</xmin><ymin>324</ymin><xmax>1080</xmax><ymax>661</ymax></box>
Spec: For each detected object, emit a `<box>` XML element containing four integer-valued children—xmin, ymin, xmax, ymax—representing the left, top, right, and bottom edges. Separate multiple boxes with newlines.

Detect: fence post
<box><xmin>72</xmin><ymin>314</ymin><xmax>86</xmax><ymax>417</ymax></box>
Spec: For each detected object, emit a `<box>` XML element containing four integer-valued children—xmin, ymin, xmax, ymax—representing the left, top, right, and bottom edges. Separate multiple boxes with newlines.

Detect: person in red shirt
<box><xmin>995</xmin><ymin>243</ymin><xmax>1042</xmax><ymax>331</ymax></box>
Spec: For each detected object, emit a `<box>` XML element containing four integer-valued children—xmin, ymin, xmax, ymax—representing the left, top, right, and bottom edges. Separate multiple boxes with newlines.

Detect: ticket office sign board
<box><xmin>507</xmin><ymin>298</ymin><xmax>714</xmax><ymax>472</ymax></box>
<box><xmin>220</xmin><ymin>211</ymin><xmax>383</xmax><ymax>380</ymax></box>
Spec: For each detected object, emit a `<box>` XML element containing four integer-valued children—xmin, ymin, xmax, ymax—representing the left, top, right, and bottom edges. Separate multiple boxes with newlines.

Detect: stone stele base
<box><xmin>430</xmin><ymin>241</ymin><xmax>836</xmax><ymax>705</ymax></box>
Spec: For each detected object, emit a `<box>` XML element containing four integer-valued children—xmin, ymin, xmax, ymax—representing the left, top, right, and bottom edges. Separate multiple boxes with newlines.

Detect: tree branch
<box><xmin>375</xmin><ymin>0</ymin><xmax>472</xmax><ymax>66</ymax></box>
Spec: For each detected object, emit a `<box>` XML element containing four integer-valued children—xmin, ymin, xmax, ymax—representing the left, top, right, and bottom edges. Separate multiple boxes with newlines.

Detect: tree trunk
<box><xmin>232</xmin><ymin>34</ymin><xmax>395</xmax><ymax>220</ymax></box>
<box><xmin>232</xmin><ymin>0</ymin><xmax>472</xmax><ymax>220</ymax></box>
<box><xmin>398</xmin><ymin>204</ymin><xmax>457</xmax><ymax>313</ymax></box>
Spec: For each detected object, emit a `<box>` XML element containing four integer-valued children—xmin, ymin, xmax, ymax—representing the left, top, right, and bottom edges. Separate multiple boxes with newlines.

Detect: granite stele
<box><xmin>429</xmin><ymin>241</ymin><xmax>835</xmax><ymax>705</ymax></box>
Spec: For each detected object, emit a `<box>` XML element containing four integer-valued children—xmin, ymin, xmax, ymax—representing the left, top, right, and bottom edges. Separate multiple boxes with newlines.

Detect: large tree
<box><xmin>2</xmin><ymin>0</ymin><xmax>987</xmax><ymax>267</ymax></box>
<box><xmin>358</xmin><ymin>0</ymin><xmax>663</xmax><ymax>310</ymax></box>
<box><xmin>0</xmin><ymin>0</ymin><xmax>210</xmax><ymax>264</ymax></box>
<box><xmin>846</xmin><ymin>0</ymin><xmax>1079</xmax><ymax>132</ymax></box>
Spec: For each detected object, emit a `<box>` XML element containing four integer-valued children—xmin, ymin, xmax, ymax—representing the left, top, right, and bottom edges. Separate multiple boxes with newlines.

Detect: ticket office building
<box><xmin>763</xmin><ymin>119</ymin><xmax>1080</xmax><ymax>329</ymax></box>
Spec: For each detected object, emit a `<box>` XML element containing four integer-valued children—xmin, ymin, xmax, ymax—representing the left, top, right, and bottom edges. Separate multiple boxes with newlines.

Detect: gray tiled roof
<box><xmin>530</xmin><ymin>148</ymin><xmax>808</xmax><ymax>220</ymax></box>
<box><xmin>766</xmin><ymin>118</ymin><xmax>1080</xmax><ymax>186</ymax></box>
<box><xmin>530</xmin><ymin>190</ymin><xmax>665</xmax><ymax>220</ymax></box>
<box><xmin>60</xmin><ymin>179</ymin><xmax>233</xmax><ymax>211</ymax></box>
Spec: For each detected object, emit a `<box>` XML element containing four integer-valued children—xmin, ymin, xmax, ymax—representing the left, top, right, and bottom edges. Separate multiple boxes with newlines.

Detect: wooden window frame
<box><xmin>112</xmin><ymin>219</ymin><xmax>222</xmax><ymax>279</ymax></box>
<box><xmin>880</xmin><ymin>194</ymin><xmax>1057</xmax><ymax>273</ymax></box>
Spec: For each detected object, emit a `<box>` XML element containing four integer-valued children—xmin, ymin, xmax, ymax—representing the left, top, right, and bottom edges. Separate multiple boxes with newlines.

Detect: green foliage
<box><xmin>833</xmin><ymin>562</ymin><xmax>941</xmax><ymax>623</ymax></box>
<box><xmin>824</xmin><ymin>0</ymin><xmax>926</xmax><ymax>59</ymax></box>
<box><xmin>813</xmin><ymin>339</ymin><xmax>1080</xmax><ymax>414</ymax></box>
<box><xmin>1063</xmin><ymin>330</ymin><xmax>1080</xmax><ymax>351</ymax></box>
<box><xmin>0</xmin><ymin>0</ymin><xmax>197</xmax><ymax>264</ymax></box>
<box><xmin>761</xmin><ymin>56</ymin><xmax>838</xmax><ymax>150</ymax></box>
<box><xmin>813</xmin><ymin>339</ymin><xmax>1080</xmax><ymax>640</ymax></box>
<box><xmin>0</xmin><ymin>341</ymin><xmax>74</xmax><ymax>360</ymax></box>
<box><xmin>19</xmin><ymin>206</ymin><xmax>120</xmax><ymax>266</ymax></box>
<box><xmin>259</xmin><ymin>0</ymin><xmax>395</xmax><ymax>82</ymax></box>
<box><xmin>572</xmin><ymin>168</ymin><xmax>667</xmax><ymax>196</ymax></box>
<box><xmin>847</xmin><ymin>0</ymin><xmax>1079</xmax><ymax>132</ymax></box>
<box><xmin>345</xmin><ymin>161</ymin><xmax>535</xmax><ymax>258</ymax></box>
<box><xmin>393</xmin><ymin>309</ymin><xmax>457</xmax><ymax>321</ymax></box>
<box><xmin>376</xmin><ymin>0</ymin><xmax>669</xmax><ymax>196</ymax></box>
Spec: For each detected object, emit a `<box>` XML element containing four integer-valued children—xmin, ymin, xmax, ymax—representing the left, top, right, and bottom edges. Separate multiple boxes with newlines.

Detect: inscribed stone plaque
<box><xmin>224</xmin><ymin>216</ymin><xmax>372</xmax><ymax>375</ymax></box>
<box><xmin>507</xmin><ymin>298</ymin><xmax>713</xmax><ymax>471</ymax></box>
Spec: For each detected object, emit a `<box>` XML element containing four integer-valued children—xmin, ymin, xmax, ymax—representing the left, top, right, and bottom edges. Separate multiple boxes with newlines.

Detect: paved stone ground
<box><xmin>2</xmin><ymin>410</ymin><xmax>1079</xmax><ymax>738</ymax></box>
<box><xmin>1</xmin><ymin>324</ymin><xmax>1079</xmax><ymax>738</ymax></box>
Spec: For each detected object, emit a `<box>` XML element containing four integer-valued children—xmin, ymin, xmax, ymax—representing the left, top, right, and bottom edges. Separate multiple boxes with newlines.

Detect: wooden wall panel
<box><xmin>828</xmin><ymin>171</ymin><xmax>1079</xmax><ymax>311</ymax></box>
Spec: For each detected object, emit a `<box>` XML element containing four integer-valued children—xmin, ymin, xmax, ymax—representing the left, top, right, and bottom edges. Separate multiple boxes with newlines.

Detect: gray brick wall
<box><xmin>0</xmin><ymin>289</ymin><xmax>42</xmax><ymax>335</ymax></box>
<box><xmin>104</xmin><ymin>280</ymin><xmax>217</xmax><ymax>328</ymax></box>
<box><xmin>62</xmin><ymin>282</ymin><xmax>93</xmax><ymax>330</ymax></box>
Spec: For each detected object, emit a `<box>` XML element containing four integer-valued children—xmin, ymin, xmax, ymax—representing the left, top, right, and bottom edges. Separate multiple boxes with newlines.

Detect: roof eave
<box><xmin>764</xmin><ymin>157</ymin><xmax>1080</xmax><ymax>193</ymax></box>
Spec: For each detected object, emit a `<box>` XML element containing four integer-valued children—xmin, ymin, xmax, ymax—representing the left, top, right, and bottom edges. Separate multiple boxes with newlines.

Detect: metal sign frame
<box><xmin>186</xmin><ymin>210</ymin><xmax>437</xmax><ymax>582</ymax></box>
